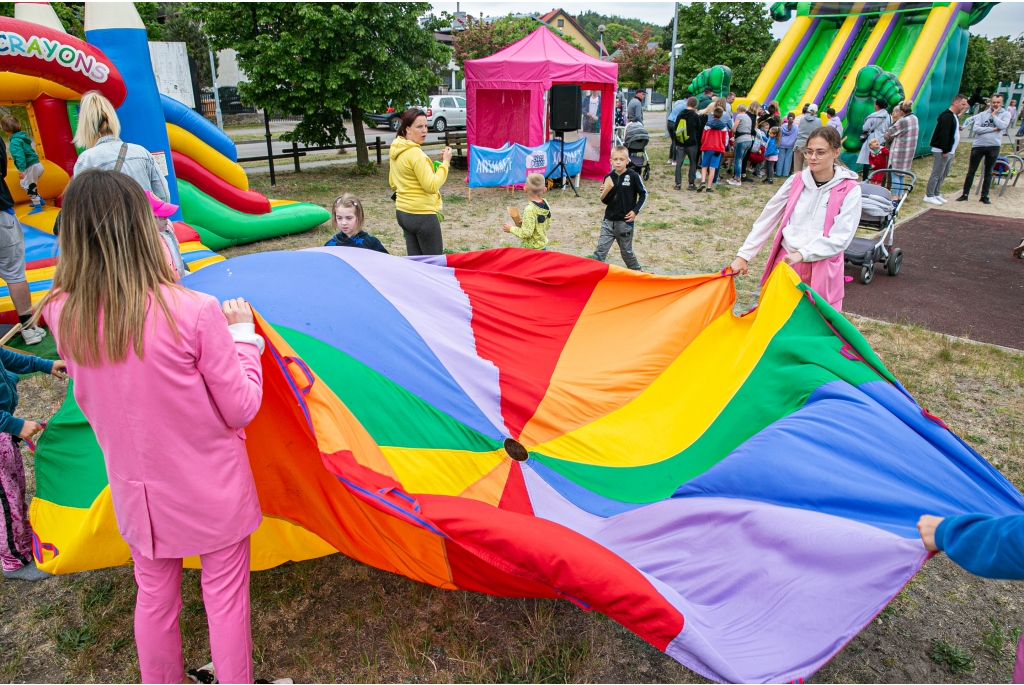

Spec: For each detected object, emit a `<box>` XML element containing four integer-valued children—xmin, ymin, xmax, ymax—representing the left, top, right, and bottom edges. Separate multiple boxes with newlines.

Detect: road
<box><xmin>234</xmin><ymin>121</ymin><xmax>456</xmax><ymax>171</ymax></box>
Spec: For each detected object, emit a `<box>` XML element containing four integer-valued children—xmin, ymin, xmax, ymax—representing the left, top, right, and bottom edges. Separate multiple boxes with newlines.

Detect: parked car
<box><xmin>366</xmin><ymin>95</ymin><xmax>466</xmax><ymax>132</ymax></box>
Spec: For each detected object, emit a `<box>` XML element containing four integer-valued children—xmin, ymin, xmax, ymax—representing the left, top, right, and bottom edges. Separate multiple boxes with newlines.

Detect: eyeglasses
<box><xmin>802</xmin><ymin>149</ymin><xmax>833</xmax><ymax>159</ymax></box>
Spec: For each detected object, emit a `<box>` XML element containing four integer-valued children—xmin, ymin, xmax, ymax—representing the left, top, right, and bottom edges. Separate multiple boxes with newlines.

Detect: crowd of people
<box><xmin>0</xmin><ymin>73</ymin><xmax>1021</xmax><ymax>683</ymax></box>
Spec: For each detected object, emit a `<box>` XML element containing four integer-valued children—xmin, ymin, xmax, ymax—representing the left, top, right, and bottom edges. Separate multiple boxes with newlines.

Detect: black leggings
<box><xmin>396</xmin><ymin>210</ymin><xmax>444</xmax><ymax>256</ymax></box>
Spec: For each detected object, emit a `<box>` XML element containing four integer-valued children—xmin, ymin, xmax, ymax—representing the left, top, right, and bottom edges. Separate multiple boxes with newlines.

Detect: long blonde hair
<box><xmin>35</xmin><ymin>169</ymin><xmax>180</xmax><ymax>365</ymax></box>
<box><xmin>73</xmin><ymin>90</ymin><xmax>120</xmax><ymax>149</ymax></box>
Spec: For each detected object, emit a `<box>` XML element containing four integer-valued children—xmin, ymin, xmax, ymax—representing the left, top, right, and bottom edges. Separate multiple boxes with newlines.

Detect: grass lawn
<box><xmin>2</xmin><ymin>136</ymin><xmax>1023</xmax><ymax>683</ymax></box>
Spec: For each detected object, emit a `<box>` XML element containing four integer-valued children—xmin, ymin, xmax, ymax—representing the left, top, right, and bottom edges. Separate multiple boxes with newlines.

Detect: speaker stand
<box><xmin>545</xmin><ymin>131</ymin><xmax>579</xmax><ymax>197</ymax></box>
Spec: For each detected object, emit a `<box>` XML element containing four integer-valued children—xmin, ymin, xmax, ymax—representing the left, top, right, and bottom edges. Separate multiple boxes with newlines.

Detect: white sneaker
<box><xmin>937</xmin><ymin>194</ymin><xmax>948</xmax><ymax>204</ymax></box>
<box><xmin>922</xmin><ymin>196</ymin><xmax>942</xmax><ymax>205</ymax></box>
<box><xmin>21</xmin><ymin>326</ymin><xmax>46</xmax><ymax>346</ymax></box>
<box><xmin>726</xmin><ymin>179</ymin><xmax>742</xmax><ymax>186</ymax></box>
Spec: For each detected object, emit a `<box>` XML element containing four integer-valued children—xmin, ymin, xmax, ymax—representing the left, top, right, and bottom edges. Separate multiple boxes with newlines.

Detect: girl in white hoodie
<box><xmin>729</xmin><ymin>126</ymin><xmax>862</xmax><ymax>311</ymax></box>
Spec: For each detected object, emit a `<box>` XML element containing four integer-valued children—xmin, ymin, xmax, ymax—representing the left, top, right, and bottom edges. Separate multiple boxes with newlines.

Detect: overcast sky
<box><xmin>430</xmin><ymin>2</ymin><xmax>1024</xmax><ymax>40</ymax></box>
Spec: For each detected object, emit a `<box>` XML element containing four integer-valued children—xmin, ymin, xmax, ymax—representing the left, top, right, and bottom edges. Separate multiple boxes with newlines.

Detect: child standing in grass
<box><xmin>325</xmin><ymin>193</ymin><xmax>389</xmax><ymax>253</ymax></box>
<box><xmin>503</xmin><ymin>173</ymin><xmax>550</xmax><ymax>249</ymax></box>
<box><xmin>590</xmin><ymin>146</ymin><xmax>646</xmax><ymax>270</ymax></box>
<box><xmin>1</xmin><ymin>116</ymin><xmax>45</xmax><ymax>214</ymax></box>
<box><xmin>698</xmin><ymin>107</ymin><xmax>729</xmax><ymax>193</ymax></box>
<box><xmin>763</xmin><ymin>124</ymin><xmax>780</xmax><ymax>185</ymax></box>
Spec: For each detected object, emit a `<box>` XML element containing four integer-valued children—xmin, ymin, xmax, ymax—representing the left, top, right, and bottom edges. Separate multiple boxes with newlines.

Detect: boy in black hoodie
<box><xmin>590</xmin><ymin>146</ymin><xmax>646</xmax><ymax>270</ymax></box>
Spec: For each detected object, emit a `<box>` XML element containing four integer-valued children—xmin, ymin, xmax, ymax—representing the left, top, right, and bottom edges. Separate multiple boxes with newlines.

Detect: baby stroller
<box><xmin>620</xmin><ymin>121</ymin><xmax>651</xmax><ymax>180</ymax></box>
<box><xmin>844</xmin><ymin>169</ymin><xmax>916</xmax><ymax>284</ymax></box>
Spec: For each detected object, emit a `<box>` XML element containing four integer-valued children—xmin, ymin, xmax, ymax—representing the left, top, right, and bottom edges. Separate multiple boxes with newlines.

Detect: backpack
<box><xmin>675</xmin><ymin>116</ymin><xmax>689</xmax><ymax>145</ymax></box>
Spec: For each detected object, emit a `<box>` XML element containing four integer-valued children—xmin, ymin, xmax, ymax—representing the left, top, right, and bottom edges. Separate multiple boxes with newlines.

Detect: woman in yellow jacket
<box><xmin>389</xmin><ymin>108</ymin><xmax>453</xmax><ymax>255</ymax></box>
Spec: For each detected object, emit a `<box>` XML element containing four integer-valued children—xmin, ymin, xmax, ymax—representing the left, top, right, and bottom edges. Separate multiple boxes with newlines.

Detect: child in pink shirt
<box><xmin>38</xmin><ymin>169</ymin><xmax>266</xmax><ymax>684</ymax></box>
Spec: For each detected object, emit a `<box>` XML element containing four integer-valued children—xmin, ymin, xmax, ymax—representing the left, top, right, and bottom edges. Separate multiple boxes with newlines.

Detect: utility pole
<box><xmin>209</xmin><ymin>48</ymin><xmax>223</xmax><ymax>130</ymax></box>
<box><xmin>665</xmin><ymin>1</ymin><xmax>679</xmax><ymax>137</ymax></box>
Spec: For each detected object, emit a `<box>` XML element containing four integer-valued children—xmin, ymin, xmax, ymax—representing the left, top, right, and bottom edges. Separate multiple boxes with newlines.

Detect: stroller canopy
<box><xmin>623</xmin><ymin>122</ymin><xmax>650</xmax><ymax>150</ymax></box>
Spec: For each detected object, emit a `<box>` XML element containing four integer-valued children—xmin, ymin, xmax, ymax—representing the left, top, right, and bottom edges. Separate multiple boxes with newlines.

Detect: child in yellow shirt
<box><xmin>503</xmin><ymin>173</ymin><xmax>550</xmax><ymax>249</ymax></box>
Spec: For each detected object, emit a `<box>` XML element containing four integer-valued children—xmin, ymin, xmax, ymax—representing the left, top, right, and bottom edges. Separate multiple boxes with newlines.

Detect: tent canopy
<box><xmin>465</xmin><ymin>28</ymin><xmax>619</xmax><ymax>180</ymax></box>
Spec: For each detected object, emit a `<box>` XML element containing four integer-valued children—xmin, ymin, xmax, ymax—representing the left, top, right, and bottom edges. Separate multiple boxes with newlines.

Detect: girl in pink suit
<box><xmin>37</xmin><ymin>169</ymin><xmax>265</xmax><ymax>684</ymax></box>
<box><xmin>729</xmin><ymin>126</ymin><xmax>862</xmax><ymax>311</ymax></box>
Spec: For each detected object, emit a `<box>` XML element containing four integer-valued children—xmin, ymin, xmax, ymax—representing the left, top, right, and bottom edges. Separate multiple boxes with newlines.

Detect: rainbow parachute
<box><xmin>31</xmin><ymin>249</ymin><xmax>1024</xmax><ymax>683</ymax></box>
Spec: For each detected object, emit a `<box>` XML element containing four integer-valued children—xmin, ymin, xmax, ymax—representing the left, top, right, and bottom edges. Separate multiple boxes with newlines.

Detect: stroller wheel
<box><xmin>642</xmin><ymin>166</ymin><xmax>650</xmax><ymax>181</ymax></box>
<box><xmin>860</xmin><ymin>263</ymin><xmax>874</xmax><ymax>285</ymax></box>
<box><xmin>885</xmin><ymin>248</ymin><xmax>903</xmax><ymax>276</ymax></box>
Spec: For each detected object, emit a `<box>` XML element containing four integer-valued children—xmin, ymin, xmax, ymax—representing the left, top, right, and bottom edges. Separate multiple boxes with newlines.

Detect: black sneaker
<box><xmin>955</xmin><ymin>195</ymin><xmax>969</xmax><ymax>202</ymax></box>
<box><xmin>674</xmin><ymin>184</ymin><xmax>682</xmax><ymax>190</ymax></box>
<box><xmin>697</xmin><ymin>182</ymin><xmax>706</xmax><ymax>193</ymax></box>
<box><xmin>1013</xmin><ymin>238</ymin><xmax>1024</xmax><ymax>259</ymax></box>
<box><xmin>687</xmin><ymin>184</ymin><xmax>698</xmax><ymax>191</ymax></box>
<box><xmin>980</xmin><ymin>196</ymin><xmax>992</xmax><ymax>204</ymax></box>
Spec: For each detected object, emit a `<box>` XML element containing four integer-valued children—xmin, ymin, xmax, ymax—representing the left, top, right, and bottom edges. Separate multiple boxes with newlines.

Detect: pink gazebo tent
<box><xmin>464</xmin><ymin>27</ymin><xmax>619</xmax><ymax>180</ymax></box>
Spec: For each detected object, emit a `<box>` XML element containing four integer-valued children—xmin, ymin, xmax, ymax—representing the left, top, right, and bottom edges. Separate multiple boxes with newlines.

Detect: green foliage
<box><xmin>960</xmin><ymin>34</ymin><xmax>996</xmax><ymax>96</ymax></box>
<box><xmin>989</xmin><ymin>36</ymin><xmax>1024</xmax><ymax>85</ymax></box>
<box><xmin>929</xmin><ymin>639</ymin><xmax>975</xmax><ymax>675</ymax></box>
<box><xmin>452</xmin><ymin>15</ymin><xmax>582</xmax><ymax>71</ymax></box>
<box><xmin>662</xmin><ymin>2</ymin><xmax>776</xmax><ymax>99</ymax></box>
<box><xmin>575</xmin><ymin>11</ymin><xmax>661</xmax><ymax>42</ymax></box>
<box><xmin>612</xmin><ymin>26</ymin><xmax>668</xmax><ymax>90</ymax></box>
<box><xmin>601</xmin><ymin>23</ymin><xmax>634</xmax><ymax>49</ymax></box>
<box><xmin>191</xmin><ymin>2</ymin><xmax>449</xmax><ymax>167</ymax></box>
<box><xmin>980</xmin><ymin>617</ymin><xmax>1022</xmax><ymax>661</ymax></box>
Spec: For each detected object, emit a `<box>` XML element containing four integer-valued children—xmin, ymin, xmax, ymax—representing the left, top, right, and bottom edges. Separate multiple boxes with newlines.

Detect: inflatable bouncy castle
<box><xmin>0</xmin><ymin>2</ymin><xmax>329</xmax><ymax>319</ymax></box>
<box><xmin>704</xmin><ymin>2</ymin><xmax>996</xmax><ymax>166</ymax></box>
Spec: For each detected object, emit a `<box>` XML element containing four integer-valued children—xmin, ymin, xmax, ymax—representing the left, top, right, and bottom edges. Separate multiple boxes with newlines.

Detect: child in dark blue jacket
<box><xmin>919</xmin><ymin>513</ymin><xmax>1024</xmax><ymax>680</ymax></box>
<box><xmin>0</xmin><ymin>348</ymin><xmax>66</xmax><ymax>580</ymax></box>
<box><xmin>324</xmin><ymin>194</ymin><xmax>389</xmax><ymax>254</ymax></box>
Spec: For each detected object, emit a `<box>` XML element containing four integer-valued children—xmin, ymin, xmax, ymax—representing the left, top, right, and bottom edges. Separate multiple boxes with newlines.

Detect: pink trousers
<box><xmin>131</xmin><ymin>536</ymin><xmax>253</xmax><ymax>684</ymax></box>
<box><xmin>789</xmin><ymin>259</ymin><xmax>844</xmax><ymax>312</ymax></box>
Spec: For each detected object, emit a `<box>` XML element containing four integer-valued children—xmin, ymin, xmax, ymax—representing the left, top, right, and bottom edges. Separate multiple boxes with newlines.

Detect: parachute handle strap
<box><xmin>282</xmin><ymin>356</ymin><xmax>315</xmax><ymax>395</ymax></box>
<box><xmin>23</xmin><ymin>421</ymin><xmax>46</xmax><ymax>452</ymax></box>
<box><xmin>378</xmin><ymin>487</ymin><xmax>422</xmax><ymax>513</ymax></box>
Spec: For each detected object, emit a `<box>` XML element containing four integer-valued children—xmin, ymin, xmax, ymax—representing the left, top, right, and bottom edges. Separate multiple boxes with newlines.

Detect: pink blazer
<box><xmin>43</xmin><ymin>287</ymin><xmax>264</xmax><ymax>560</ymax></box>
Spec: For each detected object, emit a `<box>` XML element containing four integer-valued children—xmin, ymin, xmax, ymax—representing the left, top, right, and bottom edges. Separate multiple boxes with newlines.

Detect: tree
<box><xmin>960</xmin><ymin>34</ymin><xmax>995</xmax><ymax>97</ymax></box>
<box><xmin>191</xmin><ymin>3</ymin><xmax>450</xmax><ymax>170</ymax></box>
<box><xmin>602</xmin><ymin>23</ymin><xmax>634</xmax><ymax>50</ymax></box>
<box><xmin>575</xmin><ymin>11</ymin><xmax>661</xmax><ymax>42</ymax></box>
<box><xmin>660</xmin><ymin>2</ymin><xmax>775</xmax><ymax>99</ymax></box>
<box><xmin>988</xmin><ymin>36</ymin><xmax>1024</xmax><ymax>85</ymax></box>
<box><xmin>613</xmin><ymin>26</ymin><xmax>668</xmax><ymax>90</ymax></box>
<box><xmin>452</xmin><ymin>15</ymin><xmax>582</xmax><ymax>72</ymax></box>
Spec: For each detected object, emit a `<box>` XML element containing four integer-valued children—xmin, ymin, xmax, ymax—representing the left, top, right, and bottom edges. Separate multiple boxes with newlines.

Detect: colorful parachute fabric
<box><xmin>31</xmin><ymin>248</ymin><xmax>1024</xmax><ymax>683</ymax></box>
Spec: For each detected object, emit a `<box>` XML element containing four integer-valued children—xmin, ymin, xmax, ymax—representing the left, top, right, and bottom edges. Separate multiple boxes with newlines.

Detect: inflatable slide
<box><xmin>740</xmin><ymin>2</ymin><xmax>996</xmax><ymax>164</ymax></box>
<box><xmin>0</xmin><ymin>2</ymin><xmax>329</xmax><ymax>320</ymax></box>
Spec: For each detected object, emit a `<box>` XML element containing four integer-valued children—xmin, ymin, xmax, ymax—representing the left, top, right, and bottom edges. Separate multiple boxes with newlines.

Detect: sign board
<box><xmin>148</xmin><ymin>41</ymin><xmax>194</xmax><ymax>108</ymax></box>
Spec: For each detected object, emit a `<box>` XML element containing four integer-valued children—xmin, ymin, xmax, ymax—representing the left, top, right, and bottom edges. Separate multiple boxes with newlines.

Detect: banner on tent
<box><xmin>468</xmin><ymin>139</ymin><xmax>586</xmax><ymax>188</ymax></box>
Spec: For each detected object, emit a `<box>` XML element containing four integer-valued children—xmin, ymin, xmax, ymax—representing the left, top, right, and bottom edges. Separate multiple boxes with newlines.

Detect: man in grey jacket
<box><xmin>627</xmin><ymin>91</ymin><xmax>645</xmax><ymax>124</ymax></box>
<box><xmin>792</xmin><ymin>104</ymin><xmax>822</xmax><ymax>174</ymax></box>
<box><xmin>957</xmin><ymin>93</ymin><xmax>1010</xmax><ymax>205</ymax></box>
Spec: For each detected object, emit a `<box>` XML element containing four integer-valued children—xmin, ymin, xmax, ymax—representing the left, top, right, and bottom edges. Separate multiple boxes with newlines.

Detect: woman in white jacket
<box><xmin>856</xmin><ymin>99</ymin><xmax>891</xmax><ymax>179</ymax></box>
<box><xmin>729</xmin><ymin>126</ymin><xmax>862</xmax><ymax>311</ymax></box>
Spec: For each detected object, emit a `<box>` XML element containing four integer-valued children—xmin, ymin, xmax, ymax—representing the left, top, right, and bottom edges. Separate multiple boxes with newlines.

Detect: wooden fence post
<box><xmin>263</xmin><ymin>110</ymin><xmax>276</xmax><ymax>186</ymax></box>
<box><xmin>376</xmin><ymin>137</ymin><xmax>382</xmax><ymax>165</ymax></box>
<box><xmin>291</xmin><ymin>139</ymin><xmax>301</xmax><ymax>173</ymax></box>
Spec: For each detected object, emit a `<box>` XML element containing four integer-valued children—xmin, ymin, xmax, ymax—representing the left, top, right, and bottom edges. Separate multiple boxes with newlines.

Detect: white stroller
<box><xmin>843</xmin><ymin>169</ymin><xmax>916</xmax><ymax>284</ymax></box>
